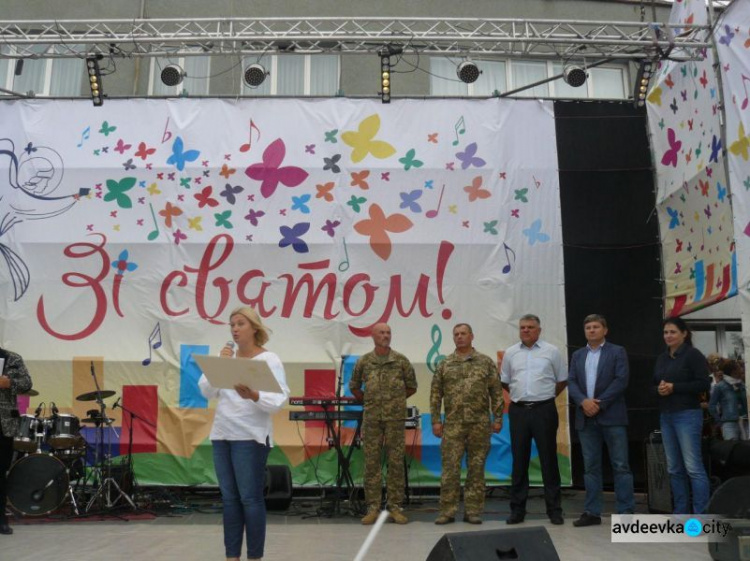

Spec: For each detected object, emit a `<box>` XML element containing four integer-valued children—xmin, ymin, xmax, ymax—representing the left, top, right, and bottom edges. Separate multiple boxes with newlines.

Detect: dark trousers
<box><xmin>508</xmin><ymin>400</ymin><xmax>562</xmax><ymax>516</ymax></box>
<box><xmin>0</xmin><ymin>433</ymin><xmax>13</xmax><ymax>522</ymax></box>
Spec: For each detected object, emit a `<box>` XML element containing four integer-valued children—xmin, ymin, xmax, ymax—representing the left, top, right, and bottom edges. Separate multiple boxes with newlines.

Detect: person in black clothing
<box><xmin>653</xmin><ymin>317</ymin><xmax>711</xmax><ymax>514</ymax></box>
<box><xmin>0</xmin><ymin>347</ymin><xmax>33</xmax><ymax>535</ymax></box>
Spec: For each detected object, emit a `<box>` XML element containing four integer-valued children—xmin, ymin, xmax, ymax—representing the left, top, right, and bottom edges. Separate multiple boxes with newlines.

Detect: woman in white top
<box><xmin>199</xmin><ymin>306</ymin><xmax>289</xmax><ymax>561</ymax></box>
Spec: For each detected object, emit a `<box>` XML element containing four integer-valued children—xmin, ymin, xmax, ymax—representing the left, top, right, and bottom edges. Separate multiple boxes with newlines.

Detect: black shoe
<box><xmin>549</xmin><ymin>513</ymin><xmax>565</xmax><ymax>525</ymax></box>
<box><xmin>0</xmin><ymin>522</ymin><xmax>13</xmax><ymax>535</ymax></box>
<box><xmin>506</xmin><ymin>512</ymin><xmax>525</xmax><ymax>525</ymax></box>
<box><xmin>573</xmin><ymin>513</ymin><xmax>601</xmax><ymax>527</ymax></box>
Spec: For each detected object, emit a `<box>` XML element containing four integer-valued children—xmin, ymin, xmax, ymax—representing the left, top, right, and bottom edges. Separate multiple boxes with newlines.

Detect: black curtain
<box><xmin>555</xmin><ymin>100</ymin><xmax>664</xmax><ymax>490</ymax></box>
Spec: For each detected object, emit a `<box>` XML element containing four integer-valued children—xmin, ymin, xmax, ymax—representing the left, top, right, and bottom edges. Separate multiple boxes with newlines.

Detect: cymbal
<box><xmin>76</xmin><ymin>390</ymin><xmax>115</xmax><ymax>402</ymax></box>
<box><xmin>19</xmin><ymin>389</ymin><xmax>39</xmax><ymax>396</ymax></box>
<box><xmin>81</xmin><ymin>417</ymin><xmax>115</xmax><ymax>424</ymax></box>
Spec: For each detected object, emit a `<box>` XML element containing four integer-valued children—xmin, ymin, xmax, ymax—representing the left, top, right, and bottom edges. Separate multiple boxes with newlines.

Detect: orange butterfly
<box><xmin>219</xmin><ymin>164</ymin><xmax>236</xmax><ymax>179</ymax></box>
<box><xmin>316</xmin><ymin>182</ymin><xmax>335</xmax><ymax>202</ymax></box>
<box><xmin>159</xmin><ymin>201</ymin><xmax>183</xmax><ymax>228</ymax></box>
<box><xmin>350</xmin><ymin>170</ymin><xmax>370</xmax><ymax>190</ymax></box>
<box><xmin>699</xmin><ymin>179</ymin><xmax>709</xmax><ymax>197</ymax></box>
<box><xmin>664</xmin><ymin>74</ymin><xmax>675</xmax><ymax>89</ymax></box>
<box><xmin>463</xmin><ymin>176</ymin><xmax>491</xmax><ymax>202</ymax></box>
<box><xmin>354</xmin><ymin>203</ymin><xmax>413</xmax><ymax>261</ymax></box>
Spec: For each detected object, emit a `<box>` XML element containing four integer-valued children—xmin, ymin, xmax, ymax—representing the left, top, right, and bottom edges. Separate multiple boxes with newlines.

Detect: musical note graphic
<box><xmin>426</xmin><ymin>324</ymin><xmax>447</xmax><ymax>374</ymax></box>
<box><xmin>338</xmin><ymin>238</ymin><xmax>350</xmax><ymax>272</ymax></box>
<box><xmin>161</xmin><ymin>117</ymin><xmax>173</xmax><ymax>144</ymax></box>
<box><xmin>77</xmin><ymin>126</ymin><xmax>91</xmax><ymax>148</ymax></box>
<box><xmin>239</xmin><ymin>119</ymin><xmax>261</xmax><ymax>153</ymax></box>
<box><xmin>451</xmin><ymin>116</ymin><xmax>466</xmax><ymax>146</ymax></box>
<box><xmin>142</xmin><ymin>322</ymin><xmax>163</xmax><ymax>366</ymax></box>
<box><xmin>740</xmin><ymin>74</ymin><xmax>750</xmax><ymax>111</ymax></box>
<box><xmin>533</xmin><ymin>175</ymin><xmax>541</xmax><ymax>188</ymax></box>
<box><xmin>426</xmin><ymin>185</ymin><xmax>445</xmax><ymax>219</ymax></box>
<box><xmin>501</xmin><ymin>243</ymin><xmax>516</xmax><ymax>274</ymax></box>
<box><xmin>147</xmin><ymin>203</ymin><xmax>160</xmax><ymax>241</ymax></box>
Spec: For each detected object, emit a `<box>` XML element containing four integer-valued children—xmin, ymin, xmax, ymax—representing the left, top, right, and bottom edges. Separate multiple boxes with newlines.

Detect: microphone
<box><xmin>51</xmin><ymin>402</ymin><xmax>59</xmax><ymax>416</ymax></box>
<box><xmin>226</xmin><ymin>341</ymin><xmax>235</xmax><ymax>350</ymax></box>
<box><xmin>34</xmin><ymin>402</ymin><xmax>44</xmax><ymax>417</ymax></box>
<box><xmin>112</xmin><ymin>397</ymin><xmax>121</xmax><ymax>410</ymax></box>
<box><xmin>90</xmin><ymin>360</ymin><xmax>95</xmax><ymax>376</ymax></box>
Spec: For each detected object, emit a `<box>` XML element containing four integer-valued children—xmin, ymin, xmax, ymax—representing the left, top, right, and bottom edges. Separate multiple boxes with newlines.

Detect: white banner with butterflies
<box><xmin>0</xmin><ymin>97</ymin><xmax>569</xmax><ymax>486</ymax></box>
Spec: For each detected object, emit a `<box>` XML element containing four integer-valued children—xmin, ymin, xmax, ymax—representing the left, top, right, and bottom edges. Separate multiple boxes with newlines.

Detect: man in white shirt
<box><xmin>500</xmin><ymin>314</ymin><xmax>567</xmax><ymax>525</ymax></box>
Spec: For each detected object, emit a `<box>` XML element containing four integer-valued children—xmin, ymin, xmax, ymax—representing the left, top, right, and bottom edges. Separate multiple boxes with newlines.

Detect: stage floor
<box><xmin>3</xmin><ymin>489</ymin><xmax>711</xmax><ymax>560</ymax></box>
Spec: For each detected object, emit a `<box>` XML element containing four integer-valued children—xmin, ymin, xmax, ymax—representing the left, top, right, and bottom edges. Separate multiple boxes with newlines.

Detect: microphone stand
<box><xmin>113</xmin><ymin>399</ymin><xmax>157</xmax><ymax>510</ymax></box>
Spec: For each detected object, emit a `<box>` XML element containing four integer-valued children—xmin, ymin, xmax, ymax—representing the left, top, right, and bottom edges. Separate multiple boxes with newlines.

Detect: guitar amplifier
<box><xmin>645</xmin><ymin>430</ymin><xmax>672</xmax><ymax>514</ymax></box>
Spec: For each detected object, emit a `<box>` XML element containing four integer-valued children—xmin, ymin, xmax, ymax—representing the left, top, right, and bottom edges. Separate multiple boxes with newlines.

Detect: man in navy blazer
<box><xmin>567</xmin><ymin>314</ymin><xmax>634</xmax><ymax>527</ymax></box>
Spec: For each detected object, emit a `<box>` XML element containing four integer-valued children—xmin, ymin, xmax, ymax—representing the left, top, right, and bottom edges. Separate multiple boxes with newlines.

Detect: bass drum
<box><xmin>7</xmin><ymin>453</ymin><xmax>69</xmax><ymax>516</ymax></box>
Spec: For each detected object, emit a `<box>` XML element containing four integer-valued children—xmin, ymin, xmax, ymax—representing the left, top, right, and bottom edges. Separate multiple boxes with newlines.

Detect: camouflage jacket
<box><xmin>0</xmin><ymin>348</ymin><xmax>33</xmax><ymax>438</ymax></box>
<box><xmin>430</xmin><ymin>349</ymin><xmax>503</xmax><ymax>424</ymax></box>
<box><xmin>349</xmin><ymin>349</ymin><xmax>417</xmax><ymax>421</ymax></box>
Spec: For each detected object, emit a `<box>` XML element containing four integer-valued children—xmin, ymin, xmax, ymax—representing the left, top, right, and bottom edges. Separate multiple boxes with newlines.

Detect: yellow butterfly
<box><xmin>647</xmin><ymin>86</ymin><xmax>663</xmax><ymax>107</ymax></box>
<box><xmin>729</xmin><ymin>122</ymin><xmax>750</xmax><ymax>161</ymax></box>
<box><xmin>188</xmin><ymin>216</ymin><xmax>203</xmax><ymax>231</ymax></box>
<box><xmin>341</xmin><ymin>114</ymin><xmax>396</xmax><ymax>163</ymax></box>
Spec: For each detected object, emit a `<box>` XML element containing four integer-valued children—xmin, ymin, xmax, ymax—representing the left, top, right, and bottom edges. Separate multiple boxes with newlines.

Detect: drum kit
<box><xmin>7</xmin><ymin>382</ymin><xmax>137</xmax><ymax>518</ymax></box>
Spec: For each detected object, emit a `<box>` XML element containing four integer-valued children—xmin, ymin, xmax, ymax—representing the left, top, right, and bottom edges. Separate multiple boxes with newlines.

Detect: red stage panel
<box><xmin>120</xmin><ymin>385</ymin><xmax>158</xmax><ymax>454</ymax></box>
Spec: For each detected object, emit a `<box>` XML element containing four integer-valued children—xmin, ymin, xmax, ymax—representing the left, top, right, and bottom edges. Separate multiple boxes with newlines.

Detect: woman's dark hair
<box><xmin>663</xmin><ymin>316</ymin><xmax>692</xmax><ymax>346</ymax></box>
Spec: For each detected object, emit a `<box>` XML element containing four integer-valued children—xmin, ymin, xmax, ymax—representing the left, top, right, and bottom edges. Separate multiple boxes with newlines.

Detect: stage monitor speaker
<box><xmin>264</xmin><ymin>464</ymin><xmax>292</xmax><ymax>511</ymax></box>
<box><xmin>426</xmin><ymin>527</ymin><xmax>560</xmax><ymax>561</ymax></box>
<box><xmin>707</xmin><ymin>476</ymin><xmax>750</xmax><ymax>518</ymax></box>
<box><xmin>646</xmin><ymin>431</ymin><xmax>672</xmax><ymax>513</ymax></box>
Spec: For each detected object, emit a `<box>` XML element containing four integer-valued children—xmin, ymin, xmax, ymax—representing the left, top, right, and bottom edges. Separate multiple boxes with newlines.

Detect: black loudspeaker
<box><xmin>645</xmin><ymin>431</ymin><xmax>672</xmax><ymax>513</ymax></box>
<box><xmin>264</xmin><ymin>465</ymin><xmax>292</xmax><ymax>511</ymax></box>
<box><xmin>710</xmin><ymin>441</ymin><xmax>750</xmax><ymax>482</ymax></box>
<box><xmin>707</xmin><ymin>476</ymin><xmax>750</xmax><ymax>518</ymax></box>
<box><xmin>426</xmin><ymin>527</ymin><xmax>560</xmax><ymax>561</ymax></box>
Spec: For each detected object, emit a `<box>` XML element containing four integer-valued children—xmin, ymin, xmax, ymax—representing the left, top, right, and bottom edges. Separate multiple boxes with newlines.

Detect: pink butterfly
<box><xmin>245</xmin><ymin>138</ymin><xmax>309</xmax><ymax>198</ymax></box>
<box><xmin>244</xmin><ymin>208</ymin><xmax>266</xmax><ymax>226</ymax></box>
<box><xmin>661</xmin><ymin>128</ymin><xmax>682</xmax><ymax>168</ymax></box>
<box><xmin>114</xmin><ymin>139</ymin><xmax>132</xmax><ymax>155</ymax></box>
<box><xmin>321</xmin><ymin>219</ymin><xmax>341</xmax><ymax>237</ymax></box>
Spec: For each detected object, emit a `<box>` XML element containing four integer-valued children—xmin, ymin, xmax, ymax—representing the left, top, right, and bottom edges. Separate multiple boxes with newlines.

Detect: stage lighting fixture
<box><xmin>161</xmin><ymin>64</ymin><xmax>185</xmax><ymax>87</ymax></box>
<box><xmin>634</xmin><ymin>59</ymin><xmax>654</xmax><ymax>108</ymax></box>
<box><xmin>380</xmin><ymin>54</ymin><xmax>391</xmax><ymax>104</ymax></box>
<box><xmin>457</xmin><ymin>60</ymin><xmax>481</xmax><ymax>84</ymax></box>
<box><xmin>563</xmin><ymin>65</ymin><xmax>587</xmax><ymax>88</ymax></box>
<box><xmin>86</xmin><ymin>55</ymin><xmax>104</xmax><ymax>107</ymax></box>
<box><xmin>243</xmin><ymin>64</ymin><xmax>268</xmax><ymax>88</ymax></box>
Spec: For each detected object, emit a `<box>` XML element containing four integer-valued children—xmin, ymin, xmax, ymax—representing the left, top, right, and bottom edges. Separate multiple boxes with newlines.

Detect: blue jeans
<box><xmin>660</xmin><ymin>409</ymin><xmax>710</xmax><ymax>514</ymax></box>
<box><xmin>720</xmin><ymin>421</ymin><xmax>740</xmax><ymax>441</ymax></box>
<box><xmin>578</xmin><ymin>419</ymin><xmax>635</xmax><ymax>516</ymax></box>
<box><xmin>213</xmin><ymin>439</ymin><xmax>270</xmax><ymax>559</ymax></box>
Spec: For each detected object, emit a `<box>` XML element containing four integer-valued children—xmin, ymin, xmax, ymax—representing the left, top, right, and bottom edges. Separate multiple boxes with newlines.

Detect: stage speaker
<box><xmin>711</xmin><ymin>441</ymin><xmax>750</xmax><ymax>482</ymax></box>
<box><xmin>707</xmin><ymin>476</ymin><xmax>750</xmax><ymax>518</ymax></box>
<box><xmin>646</xmin><ymin>431</ymin><xmax>672</xmax><ymax>513</ymax></box>
<box><xmin>264</xmin><ymin>465</ymin><xmax>292</xmax><ymax>511</ymax></box>
<box><xmin>426</xmin><ymin>527</ymin><xmax>560</xmax><ymax>561</ymax></box>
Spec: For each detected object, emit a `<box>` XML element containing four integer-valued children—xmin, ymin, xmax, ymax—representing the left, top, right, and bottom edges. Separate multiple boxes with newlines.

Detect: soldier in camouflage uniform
<box><xmin>0</xmin><ymin>347</ymin><xmax>32</xmax><ymax>535</ymax></box>
<box><xmin>350</xmin><ymin>323</ymin><xmax>417</xmax><ymax>525</ymax></box>
<box><xmin>430</xmin><ymin>323</ymin><xmax>503</xmax><ymax>525</ymax></box>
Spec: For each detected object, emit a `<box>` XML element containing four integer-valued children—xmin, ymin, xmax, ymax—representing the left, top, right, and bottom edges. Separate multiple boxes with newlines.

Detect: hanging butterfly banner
<box><xmin>647</xmin><ymin>0</ymin><xmax>737</xmax><ymax>316</ymax></box>
<box><xmin>0</xmin><ymin>97</ymin><xmax>567</xmax><ymax>486</ymax></box>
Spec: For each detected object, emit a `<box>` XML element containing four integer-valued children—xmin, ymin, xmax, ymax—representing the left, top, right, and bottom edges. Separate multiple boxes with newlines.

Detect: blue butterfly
<box><xmin>167</xmin><ymin>136</ymin><xmax>200</xmax><ymax>171</ymax></box>
<box><xmin>522</xmin><ymin>219</ymin><xmax>550</xmax><ymax>246</ymax></box>
<box><xmin>279</xmin><ymin>222</ymin><xmax>311</xmax><ymax>253</ymax></box>
<box><xmin>220</xmin><ymin>183</ymin><xmax>244</xmax><ymax>205</ymax></box>
<box><xmin>717</xmin><ymin>181</ymin><xmax>727</xmax><ymax>202</ymax></box>
<box><xmin>455</xmin><ymin>142</ymin><xmax>486</xmax><ymax>170</ymax></box>
<box><xmin>399</xmin><ymin>190</ymin><xmax>423</xmax><ymax>213</ymax></box>
<box><xmin>718</xmin><ymin>25</ymin><xmax>735</xmax><ymax>46</ymax></box>
<box><xmin>709</xmin><ymin>135</ymin><xmax>722</xmax><ymax>164</ymax></box>
<box><xmin>666</xmin><ymin>207</ymin><xmax>680</xmax><ymax>229</ymax></box>
<box><xmin>291</xmin><ymin>194</ymin><xmax>312</xmax><ymax>214</ymax></box>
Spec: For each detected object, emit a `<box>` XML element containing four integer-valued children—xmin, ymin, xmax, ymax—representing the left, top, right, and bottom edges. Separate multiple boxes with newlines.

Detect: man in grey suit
<box><xmin>567</xmin><ymin>314</ymin><xmax>634</xmax><ymax>527</ymax></box>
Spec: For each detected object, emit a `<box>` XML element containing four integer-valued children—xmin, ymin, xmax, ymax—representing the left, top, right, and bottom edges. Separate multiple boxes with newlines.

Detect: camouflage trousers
<box><xmin>439</xmin><ymin>421</ymin><xmax>491</xmax><ymax>517</ymax></box>
<box><xmin>362</xmin><ymin>419</ymin><xmax>406</xmax><ymax>510</ymax></box>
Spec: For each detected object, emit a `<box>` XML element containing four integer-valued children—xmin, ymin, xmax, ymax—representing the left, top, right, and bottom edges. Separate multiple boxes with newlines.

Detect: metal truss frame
<box><xmin>0</xmin><ymin>17</ymin><xmax>710</xmax><ymax>61</ymax></box>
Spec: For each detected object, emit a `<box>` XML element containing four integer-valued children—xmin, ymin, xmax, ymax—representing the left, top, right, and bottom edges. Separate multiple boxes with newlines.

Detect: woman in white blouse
<box><xmin>199</xmin><ymin>306</ymin><xmax>289</xmax><ymax>561</ymax></box>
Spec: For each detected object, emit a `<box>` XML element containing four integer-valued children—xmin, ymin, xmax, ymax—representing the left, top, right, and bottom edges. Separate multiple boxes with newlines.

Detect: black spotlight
<box><xmin>633</xmin><ymin>59</ymin><xmax>654</xmax><ymax>108</ymax></box>
<box><xmin>563</xmin><ymin>65</ymin><xmax>587</xmax><ymax>88</ymax></box>
<box><xmin>380</xmin><ymin>55</ymin><xmax>391</xmax><ymax>104</ymax></box>
<box><xmin>244</xmin><ymin>64</ymin><xmax>268</xmax><ymax>88</ymax></box>
<box><xmin>457</xmin><ymin>60</ymin><xmax>481</xmax><ymax>84</ymax></box>
<box><xmin>86</xmin><ymin>55</ymin><xmax>104</xmax><ymax>107</ymax></box>
<box><xmin>161</xmin><ymin>64</ymin><xmax>185</xmax><ymax>87</ymax></box>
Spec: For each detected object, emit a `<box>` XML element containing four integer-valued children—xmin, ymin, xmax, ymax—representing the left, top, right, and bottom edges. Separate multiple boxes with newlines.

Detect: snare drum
<box><xmin>7</xmin><ymin>453</ymin><xmax>69</xmax><ymax>516</ymax></box>
<box><xmin>47</xmin><ymin>414</ymin><xmax>81</xmax><ymax>449</ymax></box>
<box><xmin>14</xmin><ymin>414</ymin><xmax>42</xmax><ymax>453</ymax></box>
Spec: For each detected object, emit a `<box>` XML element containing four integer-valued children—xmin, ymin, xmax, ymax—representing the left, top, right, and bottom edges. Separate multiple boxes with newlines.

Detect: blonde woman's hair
<box><xmin>229</xmin><ymin>306</ymin><xmax>271</xmax><ymax>346</ymax></box>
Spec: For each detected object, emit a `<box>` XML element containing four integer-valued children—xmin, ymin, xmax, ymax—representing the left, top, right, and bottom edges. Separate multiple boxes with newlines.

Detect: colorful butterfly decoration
<box><xmin>455</xmin><ymin>143</ymin><xmax>486</xmax><ymax>170</ymax></box>
<box><xmin>214</xmin><ymin>210</ymin><xmax>233</xmax><ymax>229</ymax></box>
<box><xmin>244</xmin><ymin>208</ymin><xmax>266</xmax><ymax>227</ymax></box>
<box><xmin>292</xmin><ymin>194</ymin><xmax>312</xmax><ymax>214</ymax></box>
<box><xmin>245</xmin><ymin>138</ymin><xmax>309</xmax><ymax>199</ymax></box>
<box><xmin>99</xmin><ymin>121</ymin><xmax>117</xmax><ymax>136</ymax></box>
<box><xmin>316</xmin><ymin>182</ymin><xmax>335</xmax><ymax>202</ymax></box>
<box><xmin>279</xmin><ymin>222</ymin><xmax>311</xmax><ymax>253</ymax></box>
<box><xmin>159</xmin><ymin>202</ymin><xmax>183</xmax><ymax>228</ymax></box>
<box><xmin>353</xmin><ymin>204</ymin><xmax>413</xmax><ymax>261</ymax></box>
<box><xmin>350</xmin><ymin>170</ymin><xmax>370</xmax><ymax>190</ymax></box>
<box><xmin>323</xmin><ymin>154</ymin><xmax>342</xmax><ymax>173</ymax></box>
<box><xmin>134</xmin><ymin>142</ymin><xmax>156</xmax><ymax>160</ymax></box>
<box><xmin>341</xmin><ymin>114</ymin><xmax>396</xmax><ymax>163</ymax></box>
<box><xmin>104</xmin><ymin>177</ymin><xmax>136</xmax><ymax>209</ymax></box>
<box><xmin>347</xmin><ymin>195</ymin><xmax>367</xmax><ymax>213</ymax></box>
<box><xmin>194</xmin><ymin>186</ymin><xmax>220</xmax><ymax>208</ymax></box>
<box><xmin>321</xmin><ymin>219</ymin><xmax>341</xmax><ymax>237</ymax></box>
<box><xmin>464</xmin><ymin>176</ymin><xmax>491</xmax><ymax>202</ymax></box>
<box><xmin>114</xmin><ymin>139</ymin><xmax>132</xmax><ymax>155</ymax></box>
<box><xmin>167</xmin><ymin>137</ymin><xmax>200</xmax><ymax>171</ymax></box>
<box><xmin>661</xmin><ymin>128</ymin><xmax>682</xmax><ymax>168</ymax></box>
<box><xmin>220</xmin><ymin>183</ymin><xmax>244</xmax><ymax>205</ymax></box>
<box><xmin>399</xmin><ymin>190</ymin><xmax>423</xmax><ymax>213</ymax></box>
<box><xmin>522</xmin><ymin>219</ymin><xmax>550</xmax><ymax>246</ymax></box>
<box><xmin>399</xmin><ymin>149</ymin><xmax>424</xmax><ymax>171</ymax></box>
